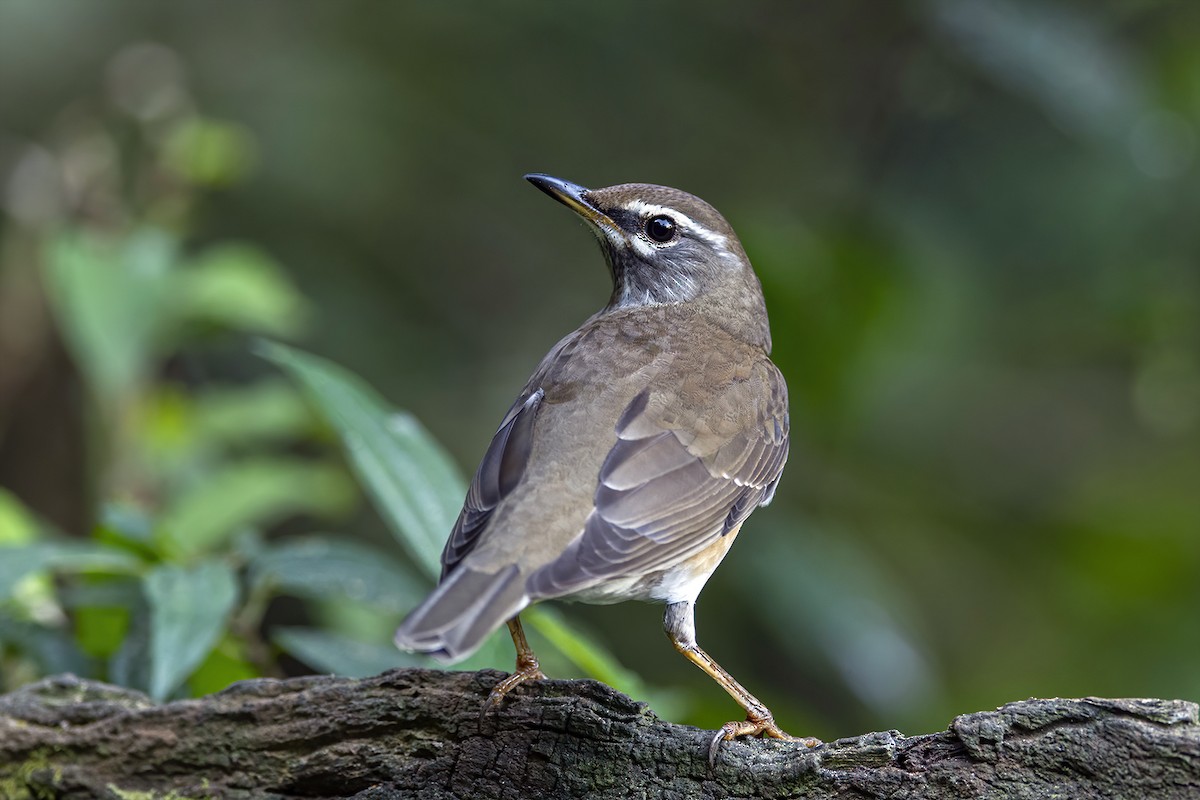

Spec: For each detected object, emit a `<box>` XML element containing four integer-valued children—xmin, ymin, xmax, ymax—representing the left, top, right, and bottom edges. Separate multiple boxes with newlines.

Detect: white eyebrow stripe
<box><xmin>621</xmin><ymin>198</ymin><xmax>730</xmax><ymax>250</ymax></box>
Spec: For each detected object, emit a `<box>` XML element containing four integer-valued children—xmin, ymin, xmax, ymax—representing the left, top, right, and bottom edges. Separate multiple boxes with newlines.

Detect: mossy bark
<box><xmin>1</xmin><ymin>669</ymin><xmax>1197</xmax><ymax>799</ymax></box>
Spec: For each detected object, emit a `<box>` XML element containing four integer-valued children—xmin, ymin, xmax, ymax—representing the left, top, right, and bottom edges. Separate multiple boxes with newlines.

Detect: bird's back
<box><xmin>459</xmin><ymin>302</ymin><xmax>786</xmax><ymax>598</ymax></box>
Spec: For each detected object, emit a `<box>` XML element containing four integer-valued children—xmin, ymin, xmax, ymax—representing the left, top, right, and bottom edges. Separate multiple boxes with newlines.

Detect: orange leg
<box><xmin>480</xmin><ymin>615</ymin><xmax>546</xmax><ymax>718</ymax></box>
<box><xmin>664</xmin><ymin>601</ymin><xmax>821</xmax><ymax>765</ymax></box>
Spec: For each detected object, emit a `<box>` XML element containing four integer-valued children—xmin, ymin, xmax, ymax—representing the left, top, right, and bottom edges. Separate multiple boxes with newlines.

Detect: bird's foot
<box><xmin>707</xmin><ymin>712</ymin><xmax>821</xmax><ymax>767</ymax></box>
<box><xmin>480</xmin><ymin>660</ymin><xmax>545</xmax><ymax>721</ymax></box>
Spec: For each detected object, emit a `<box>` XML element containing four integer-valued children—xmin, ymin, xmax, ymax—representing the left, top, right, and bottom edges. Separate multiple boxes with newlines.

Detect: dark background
<box><xmin>1</xmin><ymin>1</ymin><xmax>1197</xmax><ymax>738</ymax></box>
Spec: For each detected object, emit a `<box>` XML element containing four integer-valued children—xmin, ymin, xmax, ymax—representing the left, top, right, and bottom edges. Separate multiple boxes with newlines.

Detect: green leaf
<box><xmin>72</xmin><ymin>603</ymin><xmax>133</xmax><ymax>660</ymax></box>
<box><xmin>97</xmin><ymin>504</ymin><xmax>156</xmax><ymax>550</ymax></box>
<box><xmin>159</xmin><ymin>459</ymin><xmax>357</xmax><ymax>558</ymax></box>
<box><xmin>0</xmin><ymin>617</ymin><xmax>93</xmax><ymax>677</ymax></box>
<box><xmin>259</xmin><ymin>342</ymin><xmax>464</xmax><ymax>580</ymax></box>
<box><xmin>522</xmin><ymin>606</ymin><xmax>686</xmax><ymax>719</ymax></box>
<box><xmin>745</xmin><ymin>521</ymin><xmax>939</xmax><ymax>718</ymax></box>
<box><xmin>450</xmin><ymin>628</ymin><xmax>515</xmax><ymax>672</ymax></box>
<box><xmin>187</xmin><ymin>635</ymin><xmax>259</xmax><ymax>696</ymax></box>
<box><xmin>162</xmin><ymin>117</ymin><xmax>257</xmax><ymax>186</ymax></box>
<box><xmin>272</xmin><ymin>627</ymin><xmax>426</xmax><ymax>678</ymax></box>
<box><xmin>42</xmin><ymin>227</ymin><xmax>177</xmax><ymax>410</ymax></box>
<box><xmin>0</xmin><ymin>542</ymin><xmax>140</xmax><ymax>600</ymax></box>
<box><xmin>0</xmin><ymin>488</ymin><xmax>40</xmax><ymax>545</ymax></box>
<box><xmin>251</xmin><ymin>537</ymin><xmax>427</xmax><ymax>613</ymax></box>
<box><xmin>59</xmin><ymin>578</ymin><xmax>143</xmax><ymax>611</ymax></box>
<box><xmin>309</xmin><ymin>593</ymin><xmax>398</xmax><ymax>643</ymax></box>
<box><xmin>177</xmin><ymin>244</ymin><xmax>309</xmax><ymax>337</ymax></box>
<box><xmin>109</xmin><ymin>596</ymin><xmax>152</xmax><ymax>693</ymax></box>
<box><xmin>192</xmin><ymin>379</ymin><xmax>317</xmax><ymax>444</ymax></box>
<box><xmin>144</xmin><ymin>562</ymin><xmax>239</xmax><ymax>700</ymax></box>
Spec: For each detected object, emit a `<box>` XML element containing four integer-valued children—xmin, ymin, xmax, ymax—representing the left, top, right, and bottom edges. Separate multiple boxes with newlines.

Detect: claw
<box><xmin>665</xmin><ymin>603</ymin><xmax>822</xmax><ymax>769</ymax></box>
<box><xmin>479</xmin><ymin>664</ymin><xmax>546</xmax><ymax>722</ymax></box>
<box><xmin>480</xmin><ymin>615</ymin><xmax>546</xmax><ymax>723</ymax></box>
<box><xmin>707</xmin><ymin>713</ymin><xmax>821</xmax><ymax>768</ymax></box>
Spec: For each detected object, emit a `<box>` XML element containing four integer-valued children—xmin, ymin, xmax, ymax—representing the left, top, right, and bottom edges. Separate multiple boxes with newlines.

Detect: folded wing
<box><xmin>526</xmin><ymin>364</ymin><xmax>788</xmax><ymax>599</ymax></box>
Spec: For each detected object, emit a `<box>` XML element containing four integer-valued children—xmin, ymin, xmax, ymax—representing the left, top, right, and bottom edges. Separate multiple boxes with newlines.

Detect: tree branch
<box><xmin>1</xmin><ymin>669</ymin><xmax>1196</xmax><ymax>799</ymax></box>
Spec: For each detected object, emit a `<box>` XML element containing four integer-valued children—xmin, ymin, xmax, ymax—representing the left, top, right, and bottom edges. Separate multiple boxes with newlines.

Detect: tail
<box><xmin>394</xmin><ymin>564</ymin><xmax>529</xmax><ymax>663</ymax></box>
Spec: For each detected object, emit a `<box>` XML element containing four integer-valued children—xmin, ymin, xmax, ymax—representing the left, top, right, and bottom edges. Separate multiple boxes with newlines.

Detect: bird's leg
<box><xmin>664</xmin><ymin>601</ymin><xmax>821</xmax><ymax>766</ymax></box>
<box><xmin>481</xmin><ymin>614</ymin><xmax>546</xmax><ymax>718</ymax></box>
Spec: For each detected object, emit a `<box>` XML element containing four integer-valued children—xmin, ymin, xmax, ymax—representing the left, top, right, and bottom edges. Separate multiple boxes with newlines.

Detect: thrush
<box><xmin>395</xmin><ymin>173</ymin><xmax>818</xmax><ymax>761</ymax></box>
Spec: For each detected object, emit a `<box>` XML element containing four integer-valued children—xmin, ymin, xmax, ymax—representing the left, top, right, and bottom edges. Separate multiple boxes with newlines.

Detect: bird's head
<box><xmin>526</xmin><ymin>174</ymin><xmax>763</xmax><ymax>317</ymax></box>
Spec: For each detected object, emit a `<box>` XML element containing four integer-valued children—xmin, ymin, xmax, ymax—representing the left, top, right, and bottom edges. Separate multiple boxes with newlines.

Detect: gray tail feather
<box><xmin>394</xmin><ymin>564</ymin><xmax>529</xmax><ymax>663</ymax></box>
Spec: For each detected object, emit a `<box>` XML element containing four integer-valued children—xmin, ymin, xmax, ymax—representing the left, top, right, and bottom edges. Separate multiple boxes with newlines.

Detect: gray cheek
<box><xmin>611</xmin><ymin>243</ymin><xmax>714</xmax><ymax>307</ymax></box>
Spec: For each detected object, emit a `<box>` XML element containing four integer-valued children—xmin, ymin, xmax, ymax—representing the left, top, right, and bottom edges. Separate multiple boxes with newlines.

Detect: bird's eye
<box><xmin>645</xmin><ymin>215</ymin><xmax>677</xmax><ymax>243</ymax></box>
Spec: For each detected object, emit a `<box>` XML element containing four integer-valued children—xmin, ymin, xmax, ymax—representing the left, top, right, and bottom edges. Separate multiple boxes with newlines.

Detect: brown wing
<box><xmin>437</xmin><ymin>324</ymin><xmax>601</xmax><ymax>579</ymax></box>
<box><xmin>526</xmin><ymin>362</ymin><xmax>788</xmax><ymax>599</ymax></box>
<box><xmin>440</xmin><ymin>387</ymin><xmax>543</xmax><ymax>579</ymax></box>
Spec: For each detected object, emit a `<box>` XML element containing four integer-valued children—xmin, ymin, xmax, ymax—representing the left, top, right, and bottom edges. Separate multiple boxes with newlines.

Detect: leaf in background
<box><xmin>0</xmin><ymin>488</ymin><xmax>39</xmax><ymax>545</ymax></box>
<box><xmin>97</xmin><ymin>503</ymin><xmax>157</xmax><ymax>554</ymax></box>
<box><xmin>192</xmin><ymin>379</ymin><xmax>317</xmax><ymax>444</ymax></box>
<box><xmin>444</xmin><ymin>629</ymin><xmax>515</xmax><ymax>673</ymax></box>
<box><xmin>109</xmin><ymin>594</ymin><xmax>152</xmax><ymax>694</ymax></box>
<box><xmin>523</xmin><ymin>606</ymin><xmax>645</xmax><ymax>696</ymax></box>
<box><xmin>0</xmin><ymin>542</ymin><xmax>140</xmax><ymax>600</ymax></box>
<box><xmin>177</xmin><ymin>244</ymin><xmax>309</xmax><ymax>337</ymax></box>
<box><xmin>58</xmin><ymin>577</ymin><xmax>142</xmax><ymax>664</ymax></box>
<box><xmin>159</xmin><ymin>459</ymin><xmax>357</xmax><ymax>558</ymax></box>
<box><xmin>0</xmin><ymin>617</ymin><xmax>94</xmax><ymax>679</ymax></box>
<box><xmin>251</xmin><ymin>537</ymin><xmax>426</xmax><ymax>613</ymax></box>
<box><xmin>745</xmin><ymin>521</ymin><xmax>941</xmax><ymax>719</ymax></box>
<box><xmin>59</xmin><ymin>578</ymin><xmax>142</xmax><ymax>671</ymax></box>
<box><xmin>187</xmin><ymin>635</ymin><xmax>259</xmax><ymax>696</ymax></box>
<box><xmin>162</xmin><ymin>117</ymin><xmax>257</xmax><ymax>187</ymax></box>
<box><xmin>259</xmin><ymin>342</ymin><xmax>463</xmax><ymax>580</ymax></box>
<box><xmin>523</xmin><ymin>606</ymin><xmax>688</xmax><ymax>720</ymax></box>
<box><xmin>42</xmin><ymin>227</ymin><xmax>177</xmax><ymax>411</ymax></box>
<box><xmin>71</xmin><ymin>604</ymin><xmax>134</xmax><ymax>660</ymax></box>
<box><xmin>144</xmin><ymin>561</ymin><xmax>239</xmax><ymax>701</ymax></box>
<box><xmin>300</xmin><ymin>587</ymin><xmax>512</xmax><ymax>675</ymax></box>
<box><xmin>58</xmin><ymin>578</ymin><xmax>144</xmax><ymax>611</ymax></box>
<box><xmin>273</xmin><ymin>627</ymin><xmax>427</xmax><ymax>678</ymax></box>
<box><xmin>926</xmin><ymin>0</ymin><xmax>1140</xmax><ymax>139</ymax></box>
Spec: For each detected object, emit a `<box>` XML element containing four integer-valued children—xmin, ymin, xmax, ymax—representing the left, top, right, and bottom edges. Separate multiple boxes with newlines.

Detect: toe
<box><xmin>706</xmin><ymin>716</ymin><xmax>821</xmax><ymax>767</ymax></box>
<box><xmin>479</xmin><ymin>666</ymin><xmax>546</xmax><ymax>721</ymax></box>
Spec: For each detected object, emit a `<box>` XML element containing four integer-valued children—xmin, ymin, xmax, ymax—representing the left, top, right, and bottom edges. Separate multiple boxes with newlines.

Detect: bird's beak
<box><xmin>525</xmin><ymin>173</ymin><xmax>622</xmax><ymax>241</ymax></box>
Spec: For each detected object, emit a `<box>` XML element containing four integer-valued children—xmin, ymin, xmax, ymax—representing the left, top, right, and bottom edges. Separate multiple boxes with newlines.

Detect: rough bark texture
<box><xmin>0</xmin><ymin>669</ymin><xmax>1196</xmax><ymax>799</ymax></box>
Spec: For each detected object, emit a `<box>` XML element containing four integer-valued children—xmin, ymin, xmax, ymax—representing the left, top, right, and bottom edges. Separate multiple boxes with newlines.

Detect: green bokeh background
<box><xmin>1</xmin><ymin>1</ymin><xmax>1198</xmax><ymax>739</ymax></box>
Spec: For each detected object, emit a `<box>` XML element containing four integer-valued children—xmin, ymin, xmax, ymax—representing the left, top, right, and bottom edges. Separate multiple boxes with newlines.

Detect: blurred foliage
<box><xmin>0</xmin><ymin>77</ymin><xmax>673</xmax><ymax>714</ymax></box>
<box><xmin>1</xmin><ymin>0</ymin><xmax>1198</xmax><ymax>738</ymax></box>
<box><xmin>0</xmin><ymin>88</ymin><xmax>368</xmax><ymax>700</ymax></box>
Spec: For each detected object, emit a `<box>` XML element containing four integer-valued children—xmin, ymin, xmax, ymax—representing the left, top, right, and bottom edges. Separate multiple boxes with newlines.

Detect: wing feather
<box><xmin>440</xmin><ymin>388</ymin><xmax>543</xmax><ymax>578</ymax></box>
<box><xmin>527</xmin><ymin>364</ymin><xmax>789</xmax><ymax>599</ymax></box>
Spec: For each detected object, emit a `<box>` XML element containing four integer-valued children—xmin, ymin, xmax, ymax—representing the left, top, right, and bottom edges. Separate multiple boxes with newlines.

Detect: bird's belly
<box><xmin>564</xmin><ymin>525</ymin><xmax>741</xmax><ymax>606</ymax></box>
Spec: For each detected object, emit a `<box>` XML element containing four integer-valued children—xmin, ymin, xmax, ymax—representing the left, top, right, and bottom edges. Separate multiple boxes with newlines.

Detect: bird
<box><xmin>394</xmin><ymin>173</ymin><xmax>818</xmax><ymax>761</ymax></box>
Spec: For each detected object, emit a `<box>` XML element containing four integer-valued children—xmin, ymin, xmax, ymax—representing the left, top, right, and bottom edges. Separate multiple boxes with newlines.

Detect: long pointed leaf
<box><xmin>145</xmin><ymin>562</ymin><xmax>238</xmax><ymax>700</ymax></box>
<box><xmin>273</xmin><ymin>627</ymin><xmax>427</xmax><ymax>677</ymax></box>
<box><xmin>0</xmin><ymin>543</ymin><xmax>139</xmax><ymax>600</ymax></box>
<box><xmin>159</xmin><ymin>458</ymin><xmax>356</xmax><ymax>558</ymax></box>
<box><xmin>42</xmin><ymin>228</ymin><xmax>176</xmax><ymax>411</ymax></box>
<box><xmin>259</xmin><ymin>342</ymin><xmax>463</xmax><ymax>579</ymax></box>
<box><xmin>250</xmin><ymin>537</ymin><xmax>426</xmax><ymax>613</ymax></box>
